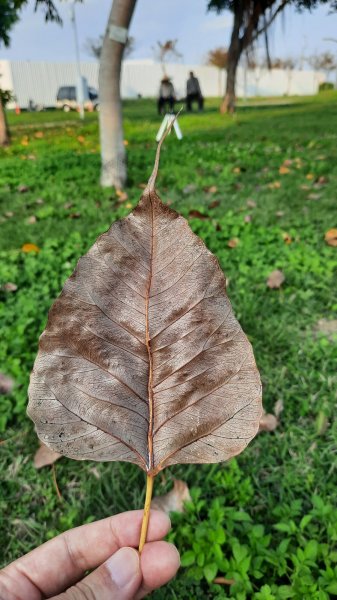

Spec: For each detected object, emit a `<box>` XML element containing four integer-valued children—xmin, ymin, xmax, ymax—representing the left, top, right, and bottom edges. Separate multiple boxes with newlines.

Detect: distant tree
<box><xmin>308</xmin><ymin>51</ymin><xmax>336</xmax><ymax>81</ymax></box>
<box><xmin>207</xmin><ymin>0</ymin><xmax>337</xmax><ymax>114</ymax></box>
<box><xmin>0</xmin><ymin>0</ymin><xmax>61</xmax><ymax>146</ymax></box>
<box><xmin>153</xmin><ymin>40</ymin><xmax>183</xmax><ymax>74</ymax></box>
<box><xmin>206</xmin><ymin>47</ymin><xmax>228</xmax><ymax>95</ymax></box>
<box><xmin>86</xmin><ymin>34</ymin><xmax>135</xmax><ymax>60</ymax></box>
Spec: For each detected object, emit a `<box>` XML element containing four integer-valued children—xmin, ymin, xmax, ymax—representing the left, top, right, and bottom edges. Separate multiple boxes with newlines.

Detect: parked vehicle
<box><xmin>56</xmin><ymin>86</ymin><xmax>99</xmax><ymax>112</ymax></box>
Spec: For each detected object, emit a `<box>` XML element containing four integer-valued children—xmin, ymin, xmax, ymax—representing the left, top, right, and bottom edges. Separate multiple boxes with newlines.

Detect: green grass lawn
<box><xmin>1</xmin><ymin>94</ymin><xmax>337</xmax><ymax>599</ymax></box>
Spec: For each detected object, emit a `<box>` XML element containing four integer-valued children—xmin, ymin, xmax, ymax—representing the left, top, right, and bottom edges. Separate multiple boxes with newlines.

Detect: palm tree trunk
<box><xmin>99</xmin><ymin>0</ymin><xmax>137</xmax><ymax>188</ymax></box>
<box><xmin>0</xmin><ymin>98</ymin><xmax>10</xmax><ymax>146</ymax></box>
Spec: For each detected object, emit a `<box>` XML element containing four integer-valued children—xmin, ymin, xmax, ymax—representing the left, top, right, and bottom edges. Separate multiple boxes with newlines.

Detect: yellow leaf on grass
<box><xmin>21</xmin><ymin>136</ymin><xmax>29</xmax><ymax>146</ymax></box>
<box><xmin>268</xmin><ymin>181</ymin><xmax>281</xmax><ymax>190</ymax></box>
<box><xmin>325</xmin><ymin>229</ymin><xmax>337</xmax><ymax>247</ymax></box>
<box><xmin>306</xmin><ymin>173</ymin><xmax>314</xmax><ymax>180</ymax></box>
<box><xmin>123</xmin><ymin>140</ymin><xmax>129</xmax><ymax>146</ymax></box>
<box><xmin>228</xmin><ymin>238</ymin><xmax>239</xmax><ymax>248</ymax></box>
<box><xmin>233</xmin><ymin>167</ymin><xmax>241</xmax><ymax>174</ymax></box>
<box><xmin>34</xmin><ymin>131</ymin><xmax>44</xmax><ymax>139</ymax></box>
<box><xmin>279</xmin><ymin>166</ymin><xmax>290</xmax><ymax>175</ymax></box>
<box><xmin>21</xmin><ymin>243</ymin><xmax>40</xmax><ymax>253</ymax></box>
<box><xmin>282</xmin><ymin>233</ymin><xmax>292</xmax><ymax>244</ymax></box>
<box><xmin>77</xmin><ymin>135</ymin><xmax>85</xmax><ymax>144</ymax></box>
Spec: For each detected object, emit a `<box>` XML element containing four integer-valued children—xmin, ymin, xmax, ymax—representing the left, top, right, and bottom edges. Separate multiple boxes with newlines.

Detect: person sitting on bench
<box><xmin>158</xmin><ymin>76</ymin><xmax>176</xmax><ymax>115</ymax></box>
<box><xmin>186</xmin><ymin>71</ymin><xmax>204</xmax><ymax>112</ymax></box>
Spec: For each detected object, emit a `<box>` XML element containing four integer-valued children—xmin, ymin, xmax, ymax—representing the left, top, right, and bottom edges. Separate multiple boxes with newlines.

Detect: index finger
<box><xmin>2</xmin><ymin>509</ymin><xmax>170</xmax><ymax>598</ymax></box>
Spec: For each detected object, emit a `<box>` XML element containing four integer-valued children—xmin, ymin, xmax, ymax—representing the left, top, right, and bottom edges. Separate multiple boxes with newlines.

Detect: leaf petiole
<box><xmin>139</xmin><ymin>473</ymin><xmax>154</xmax><ymax>553</ymax></box>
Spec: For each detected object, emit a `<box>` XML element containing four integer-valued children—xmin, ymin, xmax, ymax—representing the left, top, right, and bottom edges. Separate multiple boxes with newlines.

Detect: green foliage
<box><xmin>1</xmin><ymin>96</ymin><xmax>337</xmax><ymax>598</ymax></box>
<box><xmin>319</xmin><ymin>82</ymin><xmax>334</xmax><ymax>92</ymax></box>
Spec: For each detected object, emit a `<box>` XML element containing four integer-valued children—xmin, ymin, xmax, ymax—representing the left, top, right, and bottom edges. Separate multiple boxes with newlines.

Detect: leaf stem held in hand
<box><xmin>139</xmin><ymin>474</ymin><xmax>154</xmax><ymax>553</ymax></box>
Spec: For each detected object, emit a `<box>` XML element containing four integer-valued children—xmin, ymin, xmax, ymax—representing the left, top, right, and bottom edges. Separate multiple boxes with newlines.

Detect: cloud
<box><xmin>203</xmin><ymin>14</ymin><xmax>232</xmax><ymax>30</ymax></box>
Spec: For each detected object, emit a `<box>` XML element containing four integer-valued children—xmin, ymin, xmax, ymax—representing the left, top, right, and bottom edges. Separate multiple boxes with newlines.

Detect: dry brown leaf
<box><xmin>116</xmin><ymin>189</ymin><xmax>128</xmax><ymax>202</ymax></box>
<box><xmin>209</xmin><ymin>200</ymin><xmax>220</xmax><ymax>209</ymax></box>
<box><xmin>69</xmin><ymin>212</ymin><xmax>81</xmax><ymax>219</ymax></box>
<box><xmin>267</xmin><ymin>270</ymin><xmax>285</xmax><ymax>289</ymax></box>
<box><xmin>279</xmin><ymin>166</ymin><xmax>290</xmax><ymax>175</ymax></box>
<box><xmin>246</xmin><ymin>199</ymin><xmax>256</xmax><ymax>208</ymax></box>
<box><xmin>77</xmin><ymin>135</ymin><xmax>85</xmax><ymax>144</ymax></box>
<box><xmin>228</xmin><ymin>237</ymin><xmax>239</xmax><ymax>248</ymax></box>
<box><xmin>151</xmin><ymin>479</ymin><xmax>191</xmax><ymax>514</ymax></box>
<box><xmin>306</xmin><ymin>173</ymin><xmax>314</xmax><ymax>180</ymax></box>
<box><xmin>204</xmin><ymin>185</ymin><xmax>218</xmax><ymax>193</ymax></box>
<box><xmin>325</xmin><ymin>229</ymin><xmax>337</xmax><ymax>247</ymax></box>
<box><xmin>282</xmin><ymin>233</ymin><xmax>292</xmax><ymax>244</ymax></box>
<box><xmin>214</xmin><ymin>577</ymin><xmax>235</xmax><ymax>585</ymax></box>
<box><xmin>189</xmin><ymin>209</ymin><xmax>208</xmax><ymax>220</ymax></box>
<box><xmin>34</xmin><ymin>441</ymin><xmax>62</xmax><ymax>468</ymax></box>
<box><xmin>34</xmin><ymin>131</ymin><xmax>44</xmax><ymax>138</ymax></box>
<box><xmin>258</xmin><ymin>411</ymin><xmax>278</xmax><ymax>432</ymax></box>
<box><xmin>27</xmin><ymin>216</ymin><xmax>37</xmax><ymax>224</ymax></box>
<box><xmin>17</xmin><ymin>185</ymin><xmax>29</xmax><ymax>193</ymax></box>
<box><xmin>268</xmin><ymin>181</ymin><xmax>281</xmax><ymax>190</ymax></box>
<box><xmin>27</xmin><ymin>139</ymin><xmax>262</xmax><ymax>479</ymax></box>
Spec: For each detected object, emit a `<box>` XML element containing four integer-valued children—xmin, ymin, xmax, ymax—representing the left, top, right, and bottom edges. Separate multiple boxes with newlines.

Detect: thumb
<box><xmin>53</xmin><ymin>547</ymin><xmax>142</xmax><ymax>600</ymax></box>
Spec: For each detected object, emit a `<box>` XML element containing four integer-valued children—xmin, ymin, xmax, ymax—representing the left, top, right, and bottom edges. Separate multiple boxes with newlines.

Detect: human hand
<box><xmin>0</xmin><ymin>510</ymin><xmax>180</xmax><ymax>599</ymax></box>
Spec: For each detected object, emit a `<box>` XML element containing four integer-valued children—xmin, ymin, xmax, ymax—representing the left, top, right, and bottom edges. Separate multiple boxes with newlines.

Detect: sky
<box><xmin>1</xmin><ymin>0</ymin><xmax>337</xmax><ymax>67</ymax></box>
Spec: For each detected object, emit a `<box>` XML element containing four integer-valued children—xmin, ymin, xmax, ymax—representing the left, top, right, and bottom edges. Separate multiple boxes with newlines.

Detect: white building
<box><xmin>0</xmin><ymin>58</ymin><xmax>324</xmax><ymax>109</ymax></box>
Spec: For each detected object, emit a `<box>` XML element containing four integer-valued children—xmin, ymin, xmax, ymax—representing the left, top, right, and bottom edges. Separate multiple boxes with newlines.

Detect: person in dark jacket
<box><xmin>158</xmin><ymin>76</ymin><xmax>176</xmax><ymax>115</ymax></box>
<box><xmin>186</xmin><ymin>71</ymin><xmax>204</xmax><ymax>111</ymax></box>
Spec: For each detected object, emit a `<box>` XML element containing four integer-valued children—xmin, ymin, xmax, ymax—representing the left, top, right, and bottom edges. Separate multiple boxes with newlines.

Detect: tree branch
<box><xmin>251</xmin><ymin>0</ymin><xmax>290</xmax><ymax>43</ymax></box>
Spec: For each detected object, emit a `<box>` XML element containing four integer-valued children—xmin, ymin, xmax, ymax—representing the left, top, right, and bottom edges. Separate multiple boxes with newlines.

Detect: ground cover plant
<box><xmin>0</xmin><ymin>93</ymin><xmax>337</xmax><ymax>599</ymax></box>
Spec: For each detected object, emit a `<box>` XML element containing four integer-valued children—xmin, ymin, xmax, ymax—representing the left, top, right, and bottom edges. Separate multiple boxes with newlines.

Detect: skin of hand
<box><xmin>0</xmin><ymin>510</ymin><xmax>180</xmax><ymax>600</ymax></box>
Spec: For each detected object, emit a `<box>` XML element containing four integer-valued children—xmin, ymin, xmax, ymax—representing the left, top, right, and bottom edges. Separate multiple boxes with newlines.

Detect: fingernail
<box><xmin>105</xmin><ymin>547</ymin><xmax>140</xmax><ymax>589</ymax></box>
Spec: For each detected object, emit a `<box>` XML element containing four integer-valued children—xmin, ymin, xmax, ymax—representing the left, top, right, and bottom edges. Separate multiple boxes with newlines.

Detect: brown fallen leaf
<box><xmin>189</xmin><ymin>210</ymin><xmax>208</xmax><ymax>220</ymax></box>
<box><xmin>69</xmin><ymin>212</ymin><xmax>81</xmax><ymax>219</ymax></box>
<box><xmin>204</xmin><ymin>185</ymin><xmax>218</xmax><ymax>193</ymax></box>
<box><xmin>233</xmin><ymin>167</ymin><xmax>241</xmax><ymax>174</ymax></box>
<box><xmin>228</xmin><ymin>238</ymin><xmax>239</xmax><ymax>248</ymax></box>
<box><xmin>209</xmin><ymin>200</ymin><xmax>220</xmax><ymax>209</ymax></box>
<box><xmin>27</xmin><ymin>129</ymin><xmax>262</xmax><ymax>552</ymax></box>
<box><xmin>247</xmin><ymin>199</ymin><xmax>256</xmax><ymax>208</ymax></box>
<box><xmin>267</xmin><ymin>270</ymin><xmax>285</xmax><ymax>289</ymax></box>
<box><xmin>116</xmin><ymin>189</ymin><xmax>128</xmax><ymax>202</ymax></box>
<box><xmin>77</xmin><ymin>135</ymin><xmax>85</xmax><ymax>144</ymax></box>
<box><xmin>17</xmin><ymin>185</ymin><xmax>30</xmax><ymax>193</ymax></box>
<box><xmin>314</xmin><ymin>318</ymin><xmax>337</xmax><ymax>339</ymax></box>
<box><xmin>64</xmin><ymin>202</ymin><xmax>73</xmax><ymax>210</ymax></box>
<box><xmin>318</xmin><ymin>175</ymin><xmax>328</xmax><ymax>185</ymax></box>
<box><xmin>27</xmin><ymin>216</ymin><xmax>37</xmax><ymax>224</ymax></box>
<box><xmin>5</xmin><ymin>211</ymin><xmax>14</xmax><ymax>218</ymax></box>
<box><xmin>258</xmin><ymin>411</ymin><xmax>278</xmax><ymax>432</ymax></box>
<box><xmin>282</xmin><ymin>232</ymin><xmax>292</xmax><ymax>244</ymax></box>
<box><xmin>214</xmin><ymin>577</ymin><xmax>235</xmax><ymax>585</ymax></box>
<box><xmin>279</xmin><ymin>165</ymin><xmax>290</xmax><ymax>175</ymax></box>
<box><xmin>306</xmin><ymin>173</ymin><xmax>314</xmax><ymax>180</ymax></box>
<box><xmin>268</xmin><ymin>181</ymin><xmax>281</xmax><ymax>190</ymax></box>
<box><xmin>151</xmin><ymin>479</ymin><xmax>191</xmax><ymax>514</ymax></box>
<box><xmin>0</xmin><ymin>373</ymin><xmax>14</xmax><ymax>395</ymax></box>
<box><xmin>34</xmin><ymin>131</ymin><xmax>44</xmax><ymax>138</ymax></box>
<box><xmin>2</xmin><ymin>282</ymin><xmax>18</xmax><ymax>292</ymax></box>
<box><xmin>244</xmin><ymin>215</ymin><xmax>252</xmax><ymax>223</ymax></box>
<box><xmin>325</xmin><ymin>229</ymin><xmax>337</xmax><ymax>247</ymax></box>
<box><xmin>34</xmin><ymin>441</ymin><xmax>62</xmax><ymax>469</ymax></box>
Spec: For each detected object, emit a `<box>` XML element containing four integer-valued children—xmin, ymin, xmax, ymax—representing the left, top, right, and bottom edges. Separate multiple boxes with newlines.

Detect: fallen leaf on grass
<box><xmin>63</xmin><ymin>202</ymin><xmax>73</xmax><ymax>210</ymax></box>
<box><xmin>233</xmin><ymin>167</ymin><xmax>241</xmax><ymax>174</ymax></box>
<box><xmin>247</xmin><ymin>199</ymin><xmax>256</xmax><ymax>208</ymax></box>
<box><xmin>123</xmin><ymin>139</ymin><xmax>129</xmax><ymax>146</ymax></box>
<box><xmin>34</xmin><ymin>131</ymin><xmax>44</xmax><ymax>139</ymax></box>
<box><xmin>306</xmin><ymin>173</ymin><xmax>314</xmax><ymax>180</ymax></box>
<box><xmin>77</xmin><ymin>135</ymin><xmax>85</xmax><ymax>144</ymax></box>
<box><xmin>325</xmin><ymin>229</ymin><xmax>337</xmax><ymax>247</ymax></box>
<box><xmin>204</xmin><ymin>185</ymin><xmax>218</xmax><ymax>194</ymax></box>
<box><xmin>282</xmin><ymin>232</ymin><xmax>292</xmax><ymax>244</ymax></box>
<box><xmin>268</xmin><ymin>181</ymin><xmax>281</xmax><ymax>190</ymax></box>
<box><xmin>244</xmin><ymin>214</ymin><xmax>252</xmax><ymax>223</ymax></box>
<box><xmin>209</xmin><ymin>200</ymin><xmax>220</xmax><ymax>209</ymax></box>
<box><xmin>27</xmin><ymin>154</ymin><xmax>36</xmax><ymax>161</ymax></box>
<box><xmin>21</xmin><ymin>136</ymin><xmax>29</xmax><ymax>146</ymax></box>
<box><xmin>21</xmin><ymin>243</ymin><xmax>40</xmax><ymax>253</ymax></box>
<box><xmin>267</xmin><ymin>270</ymin><xmax>285</xmax><ymax>289</ymax></box>
<box><xmin>0</xmin><ymin>373</ymin><xmax>14</xmax><ymax>395</ymax></box>
<box><xmin>258</xmin><ymin>411</ymin><xmax>278</xmax><ymax>432</ymax></box>
<box><xmin>189</xmin><ymin>210</ymin><xmax>208</xmax><ymax>220</ymax></box>
<box><xmin>314</xmin><ymin>318</ymin><xmax>337</xmax><ymax>339</ymax></box>
<box><xmin>1</xmin><ymin>282</ymin><xmax>18</xmax><ymax>292</ymax></box>
<box><xmin>279</xmin><ymin>165</ymin><xmax>290</xmax><ymax>175</ymax></box>
<box><xmin>69</xmin><ymin>212</ymin><xmax>81</xmax><ymax>219</ymax></box>
<box><xmin>300</xmin><ymin>184</ymin><xmax>310</xmax><ymax>191</ymax></box>
<box><xmin>27</xmin><ymin>216</ymin><xmax>37</xmax><ymax>224</ymax></box>
<box><xmin>4</xmin><ymin>211</ymin><xmax>14</xmax><ymax>218</ymax></box>
<box><xmin>36</xmin><ymin>198</ymin><xmax>44</xmax><ymax>205</ymax></box>
<box><xmin>17</xmin><ymin>185</ymin><xmax>30</xmax><ymax>193</ymax></box>
<box><xmin>116</xmin><ymin>189</ymin><xmax>128</xmax><ymax>202</ymax></box>
<box><xmin>34</xmin><ymin>441</ymin><xmax>62</xmax><ymax>469</ymax></box>
<box><xmin>317</xmin><ymin>176</ymin><xmax>328</xmax><ymax>185</ymax></box>
<box><xmin>308</xmin><ymin>193</ymin><xmax>321</xmax><ymax>201</ymax></box>
<box><xmin>214</xmin><ymin>577</ymin><xmax>235</xmax><ymax>585</ymax></box>
<box><xmin>228</xmin><ymin>238</ymin><xmax>239</xmax><ymax>248</ymax></box>
<box><xmin>151</xmin><ymin>479</ymin><xmax>191</xmax><ymax>514</ymax></box>
<box><xmin>275</xmin><ymin>211</ymin><xmax>284</xmax><ymax>217</ymax></box>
